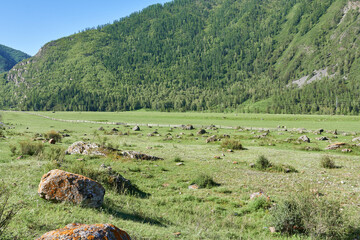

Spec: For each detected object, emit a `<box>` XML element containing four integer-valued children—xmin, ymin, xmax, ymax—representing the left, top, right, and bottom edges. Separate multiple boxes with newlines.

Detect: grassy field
<box><xmin>0</xmin><ymin>111</ymin><xmax>360</xmax><ymax>239</ymax></box>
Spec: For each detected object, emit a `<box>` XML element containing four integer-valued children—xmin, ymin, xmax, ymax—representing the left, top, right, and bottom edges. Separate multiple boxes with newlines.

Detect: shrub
<box><xmin>38</xmin><ymin>146</ymin><xmax>65</xmax><ymax>164</ymax></box>
<box><xmin>320</xmin><ymin>156</ymin><xmax>336</xmax><ymax>169</ymax></box>
<box><xmin>45</xmin><ymin>130</ymin><xmax>62</xmax><ymax>142</ymax></box>
<box><xmin>18</xmin><ymin>140</ymin><xmax>44</xmax><ymax>156</ymax></box>
<box><xmin>9</xmin><ymin>144</ymin><xmax>17</xmax><ymax>155</ymax></box>
<box><xmin>239</xmin><ymin>196</ymin><xmax>272</xmax><ymax>215</ymax></box>
<box><xmin>270</xmin><ymin>185</ymin><xmax>348</xmax><ymax>239</ymax></box>
<box><xmin>173</xmin><ymin>156</ymin><xmax>183</xmax><ymax>162</ymax></box>
<box><xmin>253</xmin><ymin>155</ymin><xmax>297</xmax><ymax>173</ymax></box>
<box><xmin>0</xmin><ymin>186</ymin><xmax>21</xmax><ymax>238</ymax></box>
<box><xmin>192</xmin><ymin>174</ymin><xmax>219</xmax><ymax>188</ymax></box>
<box><xmin>221</xmin><ymin>139</ymin><xmax>244</xmax><ymax>150</ymax></box>
<box><xmin>255</xmin><ymin>155</ymin><xmax>271</xmax><ymax>170</ymax></box>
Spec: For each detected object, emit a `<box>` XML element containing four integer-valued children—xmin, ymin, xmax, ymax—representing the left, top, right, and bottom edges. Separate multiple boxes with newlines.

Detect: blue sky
<box><xmin>1</xmin><ymin>0</ymin><xmax>171</xmax><ymax>56</ymax></box>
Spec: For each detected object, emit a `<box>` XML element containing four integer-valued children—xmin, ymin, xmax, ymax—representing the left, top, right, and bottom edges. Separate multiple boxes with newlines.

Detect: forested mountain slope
<box><xmin>1</xmin><ymin>0</ymin><xmax>360</xmax><ymax>114</ymax></box>
<box><xmin>0</xmin><ymin>44</ymin><xmax>30</xmax><ymax>73</ymax></box>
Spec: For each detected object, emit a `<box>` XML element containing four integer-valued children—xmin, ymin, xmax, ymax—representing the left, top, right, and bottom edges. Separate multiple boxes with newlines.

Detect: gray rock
<box><xmin>206</xmin><ymin>135</ymin><xmax>218</xmax><ymax>143</ymax></box>
<box><xmin>66</xmin><ymin>141</ymin><xmax>106</xmax><ymax>156</ymax></box>
<box><xmin>316</xmin><ymin>136</ymin><xmax>329</xmax><ymax>141</ymax></box>
<box><xmin>197</xmin><ymin>129</ymin><xmax>207</xmax><ymax>135</ymax></box>
<box><xmin>298</xmin><ymin>135</ymin><xmax>310</xmax><ymax>143</ymax></box>
<box><xmin>121</xmin><ymin>151</ymin><xmax>163</xmax><ymax>160</ymax></box>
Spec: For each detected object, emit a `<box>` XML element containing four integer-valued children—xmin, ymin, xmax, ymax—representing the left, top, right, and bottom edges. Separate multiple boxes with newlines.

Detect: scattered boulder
<box><xmin>315</xmin><ymin>129</ymin><xmax>324</xmax><ymax>135</ymax></box>
<box><xmin>98</xmin><ymin>127</ymin><xmax>104</xmax><ymax>131</ymax></box>
<box><xmin>66</xmin><ymin>141</ymin><xmax>106</xmax><ymax>156</ymax></box>
<box><xmin>297</xmin><ymin>128</ymin><xmax>307</xmax><ymax>134</ymax></box>
<box><xmin>206</xmin><ymin>135</ymin><xmax>219</xmax><ymax>143</ymax></box>
<box><xmin>298</xmin><ymin>135</ymin><xmax>310</xmax><ymax>143</ymax></box>
<box><xmin>99</xmin><ymin>164</ymin><xmax>136</xmax><ymax>193</ymax></box>
<box><xmin>176</xmin><ymin>162</ymin><xmax>184</xmax><ymax>166</ymax></box>
<box><xmin>121</xmin><ymin>151</ymin><xmax>163</xmax><ymax>160</ymax></box>
<box><xmin>38</xmin><ymin>169</ymin><xmax>105</xmax><ymax>208</ymax></box>
<box><xmin>250</xmin><ymin>191</ymin><xmax>270</xmax><ymax>201</ymax></box>
<box><xmin>316</xmin><ymin>136</ymin><xmax>329</xmax><ymax>141</ymax></box>
<box><xmin>133</xmin><ymin>126</ymin><xmax>140</xmax><ymax>131</ymax></box>
<box><xmin>36</xmin><ymin>223</ymin><xmax>131</xmax><ymax>240</ymax></box>
<box><xmin>183</xmin><ymin>124</ymin><xmax>195</xmax><ymax>130</ymax></box>
<box><xmin>188</xmin><ymin>184</ymin><xmax>199</xmax><ymax>190</ymax></box>
<box><xmin>352</xmin><ymin>137</ymin><xmax>360</xmax><ymax>142</ymax></box>
<box><xmin>197</xmin><ymin>129</ymin><xmax>207</xmax><ymax>135</ymax></box>
<box><xmin>48</xmin><ymin>139</ymin><xmax>56</xmax><ymax>144</ymax></box>
<box><xmin>111</xmin><ymin>128</ymin><xmax>119</xmax><ymax>132</ymax></box>
<box><xmin>326</xmin><ymin>142</ymin><xmax>346</xmax><ymax>150</ymax></box>
<box><xmin>222</xmin><ymin>134</ymin><xmax>231</xmax><ymax>138</ymax></box>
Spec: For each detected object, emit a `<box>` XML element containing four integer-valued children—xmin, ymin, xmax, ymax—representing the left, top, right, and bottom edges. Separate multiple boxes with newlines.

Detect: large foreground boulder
<box><xmin>38</xmin><ymin>169</ymin><xmax>105</xmax><ymax>208</ymax></box>
<box><xmin>37</xmin><ymin>223</ymin><xmax>131</xmax><ymax>240</ymax></box>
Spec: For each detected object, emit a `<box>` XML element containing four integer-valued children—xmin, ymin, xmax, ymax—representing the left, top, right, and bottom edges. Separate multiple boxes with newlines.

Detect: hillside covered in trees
<box><xmin>1</xmin><ymin>0</ymin><xmax>360</xmax><ymax>114</ymax></box>
<box><xmin>0</xmin><ymin>44</ymin><xmax>30</xmax><ymax>73</ymax></box>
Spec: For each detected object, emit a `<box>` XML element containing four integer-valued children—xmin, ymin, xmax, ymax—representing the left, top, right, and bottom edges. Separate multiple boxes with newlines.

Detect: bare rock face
<box><xmin>36</xmin><ymin>223</ymin><xmax>131</xmax><ymax>240</ymax></box>
<box><xmin>298</xmin><ymin>135</ymin><xmax>310</xmax><ymax>143</ymax></box>
<box><xmin>66</xmin><ymin>141</ymin><xmax>106</xmax><ymax>156</ymax></box>
<box><xmin>38</xmin><ymin>169</ymin><xmax>105</xmax><ymax>208</ymax></box>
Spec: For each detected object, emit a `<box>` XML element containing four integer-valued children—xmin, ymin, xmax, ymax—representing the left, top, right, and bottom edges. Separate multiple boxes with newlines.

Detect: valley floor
<box><xmin>0</xmin><ymin>111</ymin><xmax>359</xmax><ymax>239</ymax></box>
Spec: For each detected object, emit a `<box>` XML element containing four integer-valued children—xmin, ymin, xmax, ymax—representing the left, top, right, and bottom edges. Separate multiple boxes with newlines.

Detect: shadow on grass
<box><xmin>119</xmin><ymin>185</ymin><xmax>150</xmax><ymax>199</ymax></box>
<box><xmin>100</xmin><ymin>198</ymin><xmax>168</xmax><ymax>227</ymax></box>
<box><xmin>345</xmin><ymin>227</ymin><xmax>360</xmax><ymax>240</ymax></box>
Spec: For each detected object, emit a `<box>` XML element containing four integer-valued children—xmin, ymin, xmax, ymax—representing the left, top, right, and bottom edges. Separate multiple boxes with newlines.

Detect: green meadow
<box><xmin>0</xmin><ymin>111</ymin><xmax>360</xmax><ymax>239</ymax></box>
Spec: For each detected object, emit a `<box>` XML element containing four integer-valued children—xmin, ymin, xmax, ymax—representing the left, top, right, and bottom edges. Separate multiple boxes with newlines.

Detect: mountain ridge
<box><xmin>1</xmin><ymin>0</ymin><xmax>360</xmax><ymax>114</ymax></box>
<box><xmin>0</xmin><ymin>44</ymin><xmax>30</xmax><ymax>73</ymax></box>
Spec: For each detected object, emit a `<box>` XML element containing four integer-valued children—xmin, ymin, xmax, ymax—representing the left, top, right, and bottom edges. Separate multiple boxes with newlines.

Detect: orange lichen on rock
<box><xmin>38</xmin><ymin>169</ymin><xmax>105</xmax><ymax>208</ymax></box>
<box><xmin>36</xmin><ymin>223</ymin><xmax>131</xmax><ymax>240</ymax></box>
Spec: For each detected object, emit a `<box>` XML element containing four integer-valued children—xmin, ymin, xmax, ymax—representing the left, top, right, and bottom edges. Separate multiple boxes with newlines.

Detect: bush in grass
<box><xmin>255</xmin><ymin>155</ymin><xmax>271</xmax><ymax>170</ymax></box>
<box><xmin>44</xmin><ymin>130</ymin><xmax>62</xmax><ymax>142</ymax></box>
<box><xmin>270</xmin><ymin>185</ymin><xmax>349</xmax><ymax>239</ymax></box>
<box><xmin>221</xmin><ymin>139</ymin><xmax>244</xmax><ymax>150</ymax></box>
<box><xmin>18</xmin><ymin>140</ymin><xmax>44</xmax><ymax>156</ymax></box>
<box><xmin>320</xmin><ymin>156</ymin><xmax>336</xmax><ymax>169</ymax></box>
<box><xmin>192</xmin><ymin>174</ymin><xmax>219</xmax><ymax>188</ymax></box>
<box><xmin>173</xmin><ymin>156</ymin><xmax>183</xmax><ymax>162</ymax></box>
<box><xmin>38</xmin><ymin>146</ymin><xmax>65</xmax><ymax>164</ymax></box>
<box><xmin>9</xmin><ymin>144</ymin><xmax>17</xmax><ymax>156</ymax></box>
<box><xmin>0</xmin><ymin>186</ymin><xmax>21</xmax><ymax>238</ymax></box>
<box><xmin>253</xmin><ymin>155</ymin><xmax>297</xmax><ymax>173</ymax></box>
